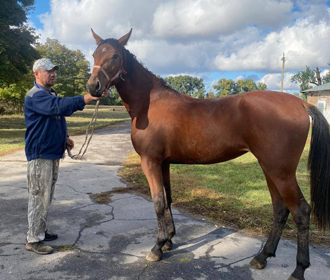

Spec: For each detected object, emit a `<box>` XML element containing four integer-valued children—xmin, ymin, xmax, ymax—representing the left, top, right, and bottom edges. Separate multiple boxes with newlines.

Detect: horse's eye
<box><xmin>112</xmin><ymin>54</ymin><xmax>119</xmax><ymax>59</ymax></box>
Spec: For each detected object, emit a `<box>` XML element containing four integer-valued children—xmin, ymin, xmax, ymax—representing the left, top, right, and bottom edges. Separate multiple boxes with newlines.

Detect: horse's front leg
<box><xmin>141</xmin><ymin>157</ymin><xmax>169</xmax><ymax>262</ymax></box>
<box><xmin>161</xmin><ymin>161</ymin><xmax>176</xmax><ymax>252</ymax></box>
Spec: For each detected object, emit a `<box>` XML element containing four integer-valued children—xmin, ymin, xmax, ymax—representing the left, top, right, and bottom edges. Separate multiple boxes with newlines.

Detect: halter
<box><xmin>93</xmin><ymin>63</ymin><xmax>127</xmax><ymax>90</ymax></box>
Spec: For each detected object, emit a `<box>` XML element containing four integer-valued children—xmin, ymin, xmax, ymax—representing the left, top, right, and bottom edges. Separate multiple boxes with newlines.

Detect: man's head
<box><xmin>33</xmin><ymin>58</ymin><xmax>59</xmax><ymax>90</ymax></box>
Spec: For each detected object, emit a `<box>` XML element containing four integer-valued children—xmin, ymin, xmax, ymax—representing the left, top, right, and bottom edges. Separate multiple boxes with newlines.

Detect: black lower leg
<box><xmin>290</xmin><ymin>201</ymin><xmax>311</xmax><ymax>280</ymax></box>
<box><xmin>250</xmin><ymin>205</ymin><xmax>289</xmax><ymax>269</ymax></box>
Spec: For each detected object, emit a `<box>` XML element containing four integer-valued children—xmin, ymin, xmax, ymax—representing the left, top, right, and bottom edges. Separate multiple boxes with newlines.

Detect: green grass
<box><xmin>54</xmin><ymin>245</ymin><xmax>75</xmax><ymax>251</ymax></box>
<box><xmin>0</xmin><ymin>105</ymin><xmax>130</xmax><ymax>156</ymax></box>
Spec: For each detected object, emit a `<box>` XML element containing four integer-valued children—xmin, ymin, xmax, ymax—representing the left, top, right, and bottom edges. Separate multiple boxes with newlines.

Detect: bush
<box><xmin>0</xmin><ymin>83</ymin><xmax>28</xmax><ymax>114</ymax></box>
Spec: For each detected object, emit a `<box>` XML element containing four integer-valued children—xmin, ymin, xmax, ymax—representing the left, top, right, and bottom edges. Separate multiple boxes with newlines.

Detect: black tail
<box><xmin>307</xmin><ymin>105</ymin><xmax>330</xmax><ymax>231</ymax></box>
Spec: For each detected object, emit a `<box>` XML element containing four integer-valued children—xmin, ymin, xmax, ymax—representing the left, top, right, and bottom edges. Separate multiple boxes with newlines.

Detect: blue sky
<box><xmin>29</xmin><ymin>0</ymin><xmax>50</xmax><ymax>29</ymax></box>
<box><xmin>27</xmin><ymin>0</ymin><xmax>330</xmax><ymax>93</ymax></box>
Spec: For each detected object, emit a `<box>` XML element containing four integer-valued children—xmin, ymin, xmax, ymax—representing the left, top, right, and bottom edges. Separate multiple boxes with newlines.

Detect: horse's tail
<box><xmin>306</xmin><ymin>104</ymin><xmax>330</xmax><ymax>231</ymax></box>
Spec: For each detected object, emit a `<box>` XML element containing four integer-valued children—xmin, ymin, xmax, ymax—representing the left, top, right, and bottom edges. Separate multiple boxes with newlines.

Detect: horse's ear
<box><xmin>118</xmin><ymin>28</ymin><xmax>132</xmax><ymax>46</ymax></box>
<box><xmin>91</xmin><ymin>28</ymin><xmax>103</xmax><ymax>45</ymax></box>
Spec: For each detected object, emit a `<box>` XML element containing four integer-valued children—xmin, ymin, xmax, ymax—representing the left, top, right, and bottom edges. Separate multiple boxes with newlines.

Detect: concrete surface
<box><xmin>0</xmin><ymin>121</ymin><xmax>329</xmax><ymax>280</ymax></box>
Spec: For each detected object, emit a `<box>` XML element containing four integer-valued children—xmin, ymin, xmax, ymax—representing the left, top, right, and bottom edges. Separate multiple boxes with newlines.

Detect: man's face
<box><xmin>34</xmin><ymin>68</ymin><xmax>56</xmax><ymax>89</ymax></box>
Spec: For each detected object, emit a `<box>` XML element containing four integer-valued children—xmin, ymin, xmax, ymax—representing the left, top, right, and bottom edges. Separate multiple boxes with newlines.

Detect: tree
<box><xmin>290</xmin><ymin>66</ymin><xmax>317</xmax><ymax>93</ymax></box>
<box><xmin>164</xmin><ymin>75</ymin><xmax>206</xmax><ymax>98</ymax></box>
<box><xmin>205</xmin><ymin>91</ymin><xmax>216</xmax><ymax>99</ymax></box>
<box><xmin>35</xmin><ymin>38</ymin><xmax>90</xmax><ymax>97</ymax></box>
<box><xmin>0</xmin><ymin>0</ymin><xmax>40</xmax><ymax>86</ymax></box>
<box><xmin>213</xmin><ymin>78</ymin><xmax>237</xmax><ymax>97</ymax></box>
<box><xmin>257</xmin><ymin>82</ymin><xmax>268</xmax><ymax>90</ymax></box>
<box><xmin>213</xmin><ymin>78</ymin><xmax>266</xmax><ymax>97</ymax></box>
<box><xmin>290</xmin><ymin>65</ymin><xmax>330</xmax><ymax>99</ymax></box>
<box><xmin>236</xmin><ymin>78</ymin><xmax>258</xmax><ymax>93</ymax></box>
<box><xmin>323</xmin><ymin>63</ymin><xmax>330</xmax><ymax>84</ymax></box>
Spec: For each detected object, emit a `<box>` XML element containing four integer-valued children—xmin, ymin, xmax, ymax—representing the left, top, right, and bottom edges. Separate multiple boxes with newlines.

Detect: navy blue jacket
<box><xmin>24</xmin><ymin>82</ymin><xmax>85</xmax><ymax>161</ymax></box>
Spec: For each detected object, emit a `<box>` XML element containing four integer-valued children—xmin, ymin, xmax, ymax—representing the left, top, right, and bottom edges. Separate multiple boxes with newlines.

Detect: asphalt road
<box><xmin>0</xmin><ymin>121</ymin><xmax>329</xmax><ymax>280</ymax></box>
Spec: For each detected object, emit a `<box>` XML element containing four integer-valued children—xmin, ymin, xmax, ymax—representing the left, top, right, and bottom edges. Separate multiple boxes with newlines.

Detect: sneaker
<box><xmin>25</xmin><ymin>241</ymin><xmax>53</xmax><ymax>255</ymax></box>
<box><xmin>44</xmin><ymin>230</ymin><xmax>58</xmax><ymax>241</ymax></box>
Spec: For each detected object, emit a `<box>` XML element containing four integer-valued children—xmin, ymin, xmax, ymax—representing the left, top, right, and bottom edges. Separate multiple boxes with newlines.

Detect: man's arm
<box><xmin>30</xmin><ymin>91</ymin><xmax>108</xmax><ymax>116</ymax></box>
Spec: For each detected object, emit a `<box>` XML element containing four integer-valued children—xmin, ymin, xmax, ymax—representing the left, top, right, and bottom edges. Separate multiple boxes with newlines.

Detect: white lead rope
<box><xmin>67</xmin><ymin>100</ymin><xmax>100</xmax><ymax>160</ymax></box>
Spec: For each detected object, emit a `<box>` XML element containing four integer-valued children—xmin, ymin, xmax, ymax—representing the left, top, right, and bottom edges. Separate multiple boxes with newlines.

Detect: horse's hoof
<box><xmin>249</xmin><ymin>257</ymin><xmax>267</xmax><ymax>270</ymax></box>
<box><xmin>146</xmin><ymin>251</ymin><xmax>162</xmax><ymax>262</ymax></box>
<box><xmin>162</xmin><ymin>240</ymin><xmax>173</xmax><ymax>252</ymax></box>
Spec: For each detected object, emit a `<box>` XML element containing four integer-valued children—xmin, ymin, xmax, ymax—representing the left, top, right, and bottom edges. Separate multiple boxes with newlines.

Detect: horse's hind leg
<box><xmin>250</xmin><ymin>168</ymin><xmax>290</xmax><ymax>269</ymax></box>
<box><xmin>161</xmin><ymin>161</ymin><xmax>176</xmax><ymax>252</ymax></box>
<box><xmin>275</xmin><ymin>177</ymin><xmax>311</xmax><ymax>280</ymax></box>
<box><xmin>252</xmin><ymin>165</ymin><xmax>311</xmax><ymax>280</ymax></box>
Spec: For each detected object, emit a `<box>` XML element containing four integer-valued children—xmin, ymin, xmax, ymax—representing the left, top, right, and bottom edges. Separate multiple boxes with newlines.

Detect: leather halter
<box><xmin>93</xmin><ymin>63</ymin><xmax>127</xmax><ymax>90</ymax></box>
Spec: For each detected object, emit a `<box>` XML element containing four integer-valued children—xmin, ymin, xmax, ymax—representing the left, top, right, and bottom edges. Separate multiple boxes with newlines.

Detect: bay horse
<box><xmin>86</xmin><ymin>29</ymin><xmax>330</xmax><ymax>280</ymax></box>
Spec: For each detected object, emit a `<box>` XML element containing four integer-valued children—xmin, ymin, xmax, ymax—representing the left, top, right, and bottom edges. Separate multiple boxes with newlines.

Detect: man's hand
<box><xmin>66</xmin><ymin>138</ymin><xmax>74</xmax><ymax>150</ymax></box>
<box><xmin>84</xmin><ymin>89</ymin><xmax>109</xmax><ymax>104</ymax></box>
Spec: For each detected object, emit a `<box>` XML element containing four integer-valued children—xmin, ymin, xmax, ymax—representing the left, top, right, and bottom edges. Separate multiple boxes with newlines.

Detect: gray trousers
<box><xmin>27</xmin><ymin>158</ymin><xmax>59</xmax><ymax>243</ymax></box>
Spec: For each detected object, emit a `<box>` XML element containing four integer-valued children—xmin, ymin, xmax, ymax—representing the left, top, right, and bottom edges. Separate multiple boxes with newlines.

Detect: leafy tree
<box><xmin>291</xmin><ymin>66</ymin><xmax>316</xmax><ymax>93</ymax></box>
<box><xmin>291</xmin><ymin>64</ymin><xmax>330</xmax><ymax>99</ymax></box>
<box><xmin>213</xmin><ymin>78</ymin><xmax>237</xmax><ymax>97</ymax></box>
<box><xmin>0</xmin><ymin>72</ymin><xmax>34</xmax><ymax>113</ymax></box>
<box><xmin>257</xmin><ymin>82</ymin><xmax>268</xmax><ymax>90</ymax></box>
<box><xmin>205</xmin><ymin>91</ymin><xmax>216</xmax><ymax>99</ymax></box>
<box><xmin>164</xmin><ymin>75</ymin><xmax>206</xmax><ymax>98</ymax></box>
<box><xmin>323</xmin><ymin>63</ymin><xmax>330</xmax><ymax>83</ymax></box>
<box><xmin>213</xmin><ymin>78</ymin><xmax>266</xmax><ymax>97</ymax></box>
<box><xmin>0</xmin><ymin>0</ymin><xmax>40</xmax><ymax>86</ymax></box>
<box><xmin>35</xmin><ymin>38</ymin><xmax>90</xmax><ymax>97</ymax></box>
<box><xmin>236</xmin><ymin>78</ymin><xmax>258</xmax><ymax>93</ymax></box>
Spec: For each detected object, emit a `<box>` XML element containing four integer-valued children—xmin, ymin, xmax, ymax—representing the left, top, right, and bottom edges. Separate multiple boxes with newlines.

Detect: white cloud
<box><xmin>258</xmin><ymin>72</ymin><xmax>299</xmax><ymax>91</ymax></box>
<box><xmin>30</xmin><ymin>0</ymin><xmax>330</xmax><ymax>91</ymax></box>
<box><xmin>152</xmin><ymin>0</ymin><xmax>293</xmax><ymax>39</ymax></box>
<box><xmin>214</xmin><ymin>15</ymin><xmax>330</xmax><ymax>72</ymax></box>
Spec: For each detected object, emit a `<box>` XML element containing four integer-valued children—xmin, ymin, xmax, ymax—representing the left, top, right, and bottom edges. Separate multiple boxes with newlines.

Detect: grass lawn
<box><xmin>0</xmin><ymin>105</ymin><xmax>130</xmax><ymax>156</ymax></box>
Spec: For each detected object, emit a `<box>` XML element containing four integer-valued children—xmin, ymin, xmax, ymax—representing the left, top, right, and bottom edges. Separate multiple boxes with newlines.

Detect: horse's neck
<box><xmin>115</xmin><ymin>61</ymin><xmax>156</xmax><ymax>118</ymax></box>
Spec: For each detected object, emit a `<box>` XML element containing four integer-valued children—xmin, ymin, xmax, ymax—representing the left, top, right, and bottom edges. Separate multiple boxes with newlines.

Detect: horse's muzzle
<box><xmin>86</xmin><ymin>80</ymin><xmax>103</xmax><ymax>97</ymax></box>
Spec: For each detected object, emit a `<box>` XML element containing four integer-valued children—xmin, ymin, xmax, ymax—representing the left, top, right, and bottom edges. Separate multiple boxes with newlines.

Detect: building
<box><xmin>302</xmin><ymin>82</ymin><xmax>330</xmax><ymax>123</ymax></box>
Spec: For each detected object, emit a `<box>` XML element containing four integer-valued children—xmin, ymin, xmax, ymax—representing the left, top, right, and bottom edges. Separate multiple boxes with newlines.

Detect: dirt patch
<box><xmin>89</xmin><ymin>191</ymin><xmax>113</xmax><ymax>204</ymax></box>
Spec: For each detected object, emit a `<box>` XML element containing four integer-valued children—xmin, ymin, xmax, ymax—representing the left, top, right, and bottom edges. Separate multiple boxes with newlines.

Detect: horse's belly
<box><xmin>168</xmin><ymin>141</ymin><xmax>248</xmax><ymax>164</ymax></box>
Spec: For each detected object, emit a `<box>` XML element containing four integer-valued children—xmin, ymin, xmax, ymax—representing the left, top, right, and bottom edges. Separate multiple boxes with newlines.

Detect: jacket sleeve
<box><xmin>31</xmin><ymin>91</ymin><xmax>86</xmax><ymax>116</ymax></box>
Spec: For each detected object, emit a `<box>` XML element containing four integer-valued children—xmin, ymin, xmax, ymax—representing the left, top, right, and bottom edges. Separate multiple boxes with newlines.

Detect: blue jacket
<box><xmin>24</xmin><ymin>82</ymin><xmax>86</xmax><ymax>161</ymax></box>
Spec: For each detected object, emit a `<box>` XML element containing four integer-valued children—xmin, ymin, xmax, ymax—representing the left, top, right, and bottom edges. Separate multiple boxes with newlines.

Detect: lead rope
<box><xmin>67</xmin><ymin>99</ymin><xmax>100</xmax><ymax>160</ymax></box>
<box><xmin>66</xmin><ymin>62</ymin><xmax>127</xmax><ymax>160</ymax></box>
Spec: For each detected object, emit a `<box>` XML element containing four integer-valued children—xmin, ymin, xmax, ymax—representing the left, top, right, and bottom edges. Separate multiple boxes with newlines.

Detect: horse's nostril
<box><xmin>95</xmin><ymin>81</ymin><xmax>100</xmax><ymax>91</ymax></box>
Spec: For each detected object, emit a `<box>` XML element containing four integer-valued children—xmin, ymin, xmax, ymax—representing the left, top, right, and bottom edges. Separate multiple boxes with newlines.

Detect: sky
<box><xmin>27</xmin><ymin>0</ymin><xmax>330</xmax><ymax>93</ymax></box>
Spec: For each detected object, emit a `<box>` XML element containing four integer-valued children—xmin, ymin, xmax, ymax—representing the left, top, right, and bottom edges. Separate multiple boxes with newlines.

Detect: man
<box><xmin>24</xmin><ymin>58</ymin><xmax>106</xmax><ymax>254</ymax></box>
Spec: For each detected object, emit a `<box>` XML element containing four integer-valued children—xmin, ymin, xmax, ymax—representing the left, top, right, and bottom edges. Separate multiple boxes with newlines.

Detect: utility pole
<box><xmin>280</xmin><ymin>53</ymin><xmax>286</xmax><ymax>92</ymax></box>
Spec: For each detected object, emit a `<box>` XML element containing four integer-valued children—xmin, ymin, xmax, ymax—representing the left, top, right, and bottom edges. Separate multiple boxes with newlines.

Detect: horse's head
<box><xmin>86</xmin><ymin>29</ymin><xmax>132</xmax><ymax>97</ymax></box>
